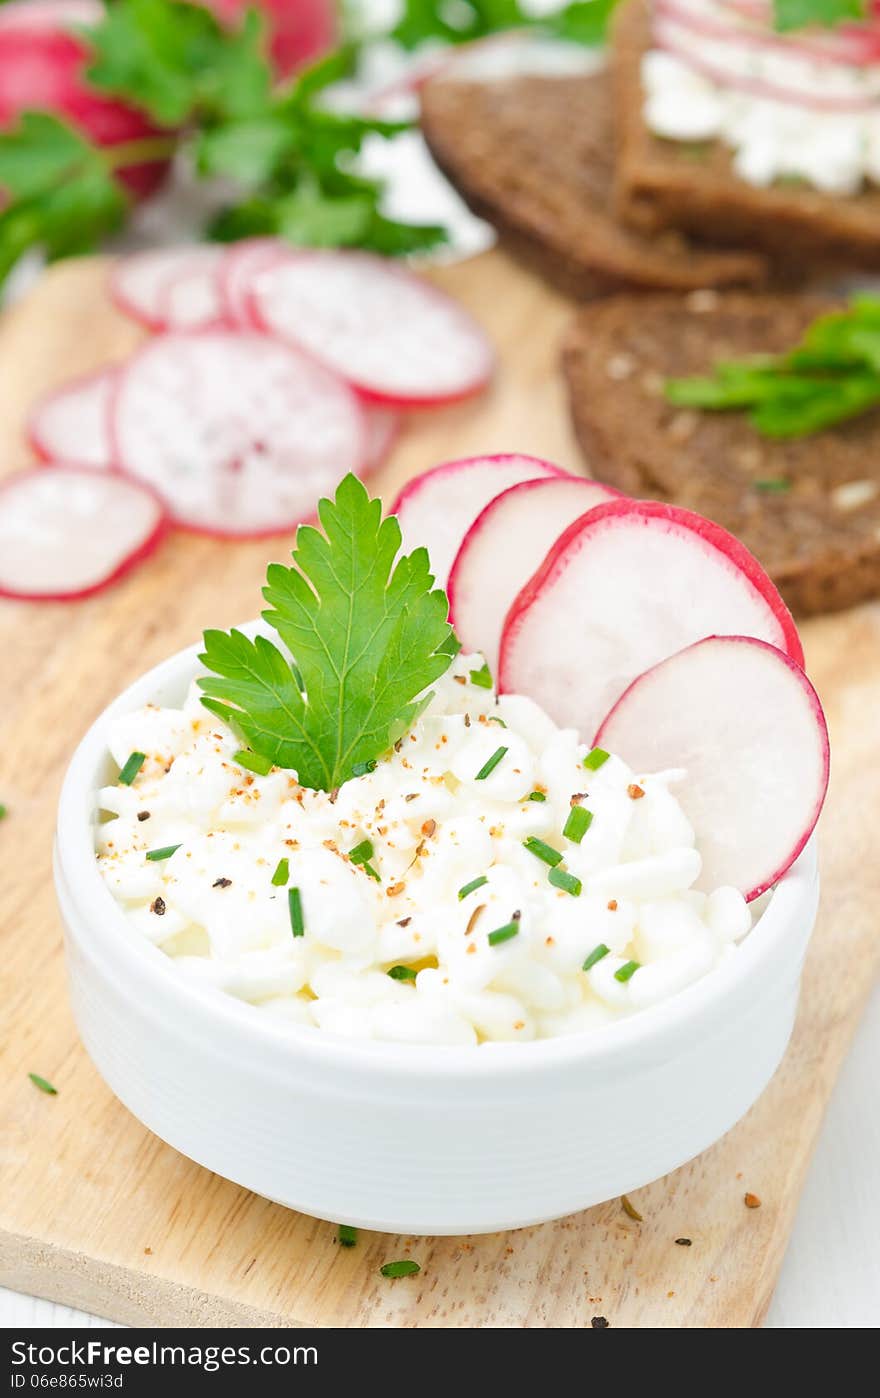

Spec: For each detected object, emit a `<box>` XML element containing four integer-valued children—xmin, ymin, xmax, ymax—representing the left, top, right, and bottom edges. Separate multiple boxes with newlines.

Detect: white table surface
<box><xmin>4</xmin><ymin>975</ymin><xmax>878</xmax><ymax>1329</ymax></box>
<box><xmin>2</xmin><ymin>1</ymin><xmax>878</xmax><ymax>1332</ymax></box>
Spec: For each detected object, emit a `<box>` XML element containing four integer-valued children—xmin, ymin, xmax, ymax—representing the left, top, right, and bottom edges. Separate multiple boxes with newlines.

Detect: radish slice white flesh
<box><xmin>448</xmin><ymin>475</ymin><xmax>621</xmax><ymax>673</ymax></box>
<box><xmin>158</xmin><ymin>251</ymin><xmax>226</xmax><ymax>330</ymax></box>
<box><xmin>110</xmin><ymin>248</ymin><xmax>223</xmax><ymax>330</ymax></box>
<box><xmin>391</xmin><ymin>453</ymin><xmax>568</xmax><ymax>592</ymax></box>
<box><xmin>28</xmin><ymin>367</ymin><xmax>116</xmax><ymax>469</ymax></box>
<box><xmin>363</xmin><ymin>405</ymin><xmax>400</xmax><ymax>470</ymax></box>
<box><xmin>249</xmin><ymin>250</ymin><xmax>495</xmax><ymax>406</ymax></box>
<box><xmin>499</xmin><ymin>499</ymin><xmax>803</xmax><ymax>739</ymax></box>
<box><xmin>0</xmin><ymin>466</ymin><xmax>166</xmax><ymax>600</ymax></box>
<box><xmin>218</xmin><ymin>237</ymin><xmax>290</xmax><ymax>327</ymax></box>
<box><xmin>111</xmin><ymin>331</ymin><xmax>366</xmax><ymax>537</ymax></box>
<box><xmin>595</xmin><ymin>636</ymin><xmax>829</xmax><ymax>900</ymax></box>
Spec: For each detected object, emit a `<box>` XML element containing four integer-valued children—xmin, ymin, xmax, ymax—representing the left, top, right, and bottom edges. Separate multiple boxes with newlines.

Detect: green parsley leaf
<box><xmin>665</xmin><ymin>295</ymin><xmax>880</xmax><ymax>438</ymax></box>
<box><xmin>544</xmin><ymin>0</ymin><xmax>620</xmax><ymax>45</ymax></box>
<box><xmin>198</xmin><ymin>474</ymin><xmax>455</xmax><ymax>792</ymax></box>
<box><xmin>773</xmin><ymin>0</ymin><xmax>865</xmax><ymax>31</ymax></box>
<box><xmin>392</xmin><ymin>0</ymin><xmax>617</xmax><ymax>48</ymax></box>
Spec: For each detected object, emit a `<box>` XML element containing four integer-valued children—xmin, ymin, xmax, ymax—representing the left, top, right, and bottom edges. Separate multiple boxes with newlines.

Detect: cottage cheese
<box><xmin>95</xmin><ymin>651</ymin><xmax>751</xmax><ymax>1046</ymax></box>
<box><xmin>644</xmin><ymin>1</ymin><xmax>880</xmax><ymax>194</ymax></box>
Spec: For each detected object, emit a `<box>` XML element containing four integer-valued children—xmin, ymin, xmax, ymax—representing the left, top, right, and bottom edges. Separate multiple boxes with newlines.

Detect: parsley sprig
<box><xmin>198</xmin><ymin>474</ymin><xmax>456</xmax><ymax>792</ymax></box>
<box><xmin>773</xmin><ymin>0</ymin><xmax>866</xmax><ymax>31</ymax></box>
<box><xmin>665</xmin><ymin>296</ymin><xmax>880</xmax><ymax>438</ymax></box>
<box><xmin>390</xmin><ymin>0</ymin><xmax>618</xmax><ymax>49</ymax></box>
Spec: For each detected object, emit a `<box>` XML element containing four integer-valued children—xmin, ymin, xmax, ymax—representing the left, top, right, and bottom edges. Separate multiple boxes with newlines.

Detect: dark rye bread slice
<box><xmin>419</xmin><ymin>67</ymin><xmax>766</xmax><ymax>298</ymax></box>
<box><xmin>613</xmin><ymin>0</ymin><xmax>880</xmax><ymax>267</ymax></box>
<box><xmin>563</xmin><ymin>290</ymin><xmax>880</xmax><ymax>616</ymax></box>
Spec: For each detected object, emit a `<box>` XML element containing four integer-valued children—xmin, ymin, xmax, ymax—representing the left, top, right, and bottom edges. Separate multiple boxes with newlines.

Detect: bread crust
<box><xmin>563</xmin><ymin>290</ymin><xmax>880</xmax><ymax>616</ymax></box>
<box><xmin>613</xmin><ymin>0</ymin><xmax>880</xmax><ymax>266</ymax></box>
<box><xmin>419</xmin><ymin>68</ymin><xmax>766</xmax><ymax>297</ymax></box>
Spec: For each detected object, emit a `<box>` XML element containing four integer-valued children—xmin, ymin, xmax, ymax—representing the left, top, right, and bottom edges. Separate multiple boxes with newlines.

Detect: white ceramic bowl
<box><xmin>55</xmin><ymin>635</ymin><xmax>820</xmax><ymax>1235</ymax></box>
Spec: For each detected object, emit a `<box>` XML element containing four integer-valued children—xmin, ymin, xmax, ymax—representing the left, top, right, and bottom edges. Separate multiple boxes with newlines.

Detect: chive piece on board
<box><xmin>548</xmin><ymin>866</ymin><xmax>582</xmax><ymax>896</ymax></box>
<box><xmin>338</xmin><ymin>1224</ymin><xmax>358</xmax><ymax>1247</ymax></box>
<box><xmin>28</xmin><ymin>1073</ymin><xmax>57</xmax><ymax>1095</ymax></box>
<box><xmin>145</xmin><ymin>844</ymin><xmax>180</xmax><ymax>862</ymax></box>
<box><xmin>523</xmin><ymin>836</ymin><xmax>562</xmax><ymax>867</ymax></box>
<box><xmin>488</xmin><ymin>920</ymin><xmax>520</xmax><ymax>947</ymax></box>
<box><xmin>234</xmin><ymin>748</ymin><xmax>274</xmax><ymax>776</ymax></box>
<box><xmin>584</xmin><ymin>747</ymin><xmax>610</xmax><ymax>771</ymax></box>
<box><xmin>118</xmin><ymin>751</ymin><xmax>146</xmax><ymax>786</ymax></box>
<box><xmin>582</xmin><ymin>943</ymin><xmax>610</xmax><ymax>972</ymax></box>
<box><xmin>271</xmin><ymin>857</ymin><xmax>289</xmax><ymax>887</ymax></box>
<box><xmin>614</xmin><ymin>959</ymin><xmax>640</xmax><ymax>983</ymax></box>
<box><xmin>475</xmin><ymin>745</ymin><xmax>507</xmax><ymax>780</ymax></box>
<box><xmin>288</xmin><ymin>886</ymin><xmax>305</xmax><ymax>937</ymax></box>
<box><xmin>380</xmin><ymin>1259</ymin><xmax>420</xmax><ymax>1278</ymax></box>
<box><xmin>458</xmin><ymin>874</ymin><xmax>488</xmax><ymax>900</ymax></box>
<box><xmin>563</xmin><ymin>805</ymin><xmax>593</xmax><ymax>843</ymax></box>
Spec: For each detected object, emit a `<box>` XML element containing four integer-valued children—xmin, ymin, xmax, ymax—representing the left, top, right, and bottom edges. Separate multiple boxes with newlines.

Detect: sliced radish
<box><xmin>158</xmin><ymin>251</ymin><xmax>226</xmax><ymax>330</ymax></box>
<box><xmin>249</xmin><ymin>250</ymin><xmax>495</xmax><ymax>407</ymax></box>
<box><xmin>391</xmin><ymin>454</ymin><xmax>568</xmax><ymax>593</ymax></box>
<box><xmin>28</xmin><ymin>366</ymin><xmax>116</xmax><ymax>469</ymax></box>
<box><xmin>363</xmin><ymin>405</ymin><xmax>400</xmax><ymax>471</ymax></box>
<box><xmin>499</xmin><ymin>499</ymin><xmax>803</xmax><ymax>739</ymax></box>
<box><xmin>110</xmin><ymin>248</ymin><xmax>224</xmax><ymax>331</ymax></box>
<box><xmin>595</xmin><ymin>636</ymin><xmax>829</xmax><ymax>900</ymax></box>
<box><xmin>0</xmin><ymin>465</ymin><xmax>166</xmax><ymax>600</ymax></box>
<box><xmin>111</xmin><ymin>330</ymin><xmax>366</xmax><ymax>537</ymax></box>
<box><xmin>447</xmin><ymin>475</ymin><xmax>621</xmax><ymax>673</ymax></box>
<box><xmin>217</xmin><ymin>237</ymin><xmax>290</xmax><ymax>327</ymax></box>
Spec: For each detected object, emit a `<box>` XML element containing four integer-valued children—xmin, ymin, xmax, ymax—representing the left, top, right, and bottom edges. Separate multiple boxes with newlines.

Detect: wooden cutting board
<box><xmin>1</xmin><ymin>251</ymin><xmax>878</xmax><ymax>1329</ymax></box>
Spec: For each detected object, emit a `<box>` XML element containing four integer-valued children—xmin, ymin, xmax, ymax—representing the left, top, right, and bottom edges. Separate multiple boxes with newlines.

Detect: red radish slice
<box><xmin>111</xmin><ymin>331</ymin><xmax>366</xmax><ymax>537</ymax></box>
<box><xmin>110</xmin><ymin>248</ymin><xmax>224</xmax><ymax>330</ymax></box>
<box><xmin>448</xmin><ymin>475</ymin><xmax>621</xmax><ymax>673</ymax></box>
<box><xmin>218</xmin><ymin>237</ymin><xmax>290</xmax><ymax>327</ymax></box>
<box><xmin>28</xmin><ymin>366</ymin><xmax>116</xmax><ymax>469</ymax></box>
<box><xmin>363</xmin><ymin>405</ymin><xmax>400</xmax><ymax>471</ymax></box>
<box><xmin>249</xmin><ymin>250</ymin><xmax>495</xmax><ymax>407</ymax></box>
<box><xmin>0</xmin><ymin>466</ymin><xmax>166</xmax><ymax>600</ymax></box>
<box><xmin>391</xmin><ymin>454</ymin><xmax>568</xmax><ymax>592</ymax></box>
<box><xmin>595</xmin><ymin>636</ymin><xmax>829</xmax><ymax>900</ymax></box>
<box><xmin>158</xmin><ymin>251</ymin><xmax>226</xmax><ymax>330</ymax></box>
<box><xmin>499</xmin><ymin>499</ymin><xmax>803</xmax><ymax>739</ymax></box>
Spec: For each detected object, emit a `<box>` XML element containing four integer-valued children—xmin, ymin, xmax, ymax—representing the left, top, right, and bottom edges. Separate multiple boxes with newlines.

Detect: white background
<box><xmin>2</xmin><ymin>0</ymin><xmax>878</xmax><ymax>1329</ymax></box>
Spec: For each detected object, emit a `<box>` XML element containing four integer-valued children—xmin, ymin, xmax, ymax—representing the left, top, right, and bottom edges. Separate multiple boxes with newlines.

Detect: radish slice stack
<box><xmin>0</xmin><ymin>466</ymin><xmax>166</xmax><ymax>600</ymax></box>
<box><xmin>13</xmin><ymin>239</ymin><xmax>492</xmax><ymax>598</ymax></box>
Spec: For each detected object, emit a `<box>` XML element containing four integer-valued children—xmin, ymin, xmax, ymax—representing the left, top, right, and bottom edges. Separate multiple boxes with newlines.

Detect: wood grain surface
<box><xmin>1</xmin><ymin>252</ymin><xmax>877</xmax><ymax>1328</ymax></box>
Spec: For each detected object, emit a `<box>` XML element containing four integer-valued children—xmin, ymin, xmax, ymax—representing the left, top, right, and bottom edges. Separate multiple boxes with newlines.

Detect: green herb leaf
<box><xmin>380</xmin><ymin>1258</ymin><xmax>421</xmax><ymax>1278</ymax></box>
<box><xmin>391</xmin><ymin>0</ymin><xmax>616</xmax><ymax>49</ymax></box>
<box><xmin>527</xmin><ymin>790</ymin><xmax>546</xmax><ymax>802</ymax></box>
<box><xmin>118</xmin><ymin>751</ymin><xmax>146</xmax><ymax>786</ymax></box>
<box><xmin>387</xmin><ymin>964</ymin><xmax>417</xmax><ymax>980</ymax></box>
<box><xmin>145</xmin><ymin>844</ymin><xmax>180</xmax><ymax>861</ymax></box>
<box><xmin>488</xmin><ymin>919</ymin><xmax>520</xmax><ymax>946</ymax></box>
<box><xmin>288</xmin><ymin>886</ymin><xmax>305</xmax><ymax>937</ymax></box>
<box><xmin>458</xmin><ymin>874</ymin><xmax>489</xmax><ymax>899</ymax></box>
<box><xmin>271</xmin><ymin>858</ymin><xmax>289</xmax><ymax>887</ymax></box>
<box><xmin>349</xmin><ymin>839</ymin><xmax>374</xmax><ymax>865</ymax></box>
<box><xmin>614</xmin><ymin>958</ymin><xmax>640</xmax><ymax>982</ymax></box>
<box><xmin>583</xmin><ymin>747</ymin><xmax>610</xmax><ymax>772</ymax></box>
<box><xmin>523</xmin><ymin>836</ymin><xmax>562</xmax><ymax>867</ymax></box>
<box><xmin>338</xmin><ymin>1223</ymin><xmax>358</xmax><ymax>1247</ymax></box>
<box><xmin>0</xmin><ymin>804</ymin><xmax>7</xmax><ymax>821</ymax></box>
<box><xmin>773</xmin><ymin>0</ymin><xmax>865</xmax><ymax>32</ymax></box>
<box><xmin>582</xmin><ymin>943</ymin><xmax>610</xmax><ymax>972</ymax></box>
<box><xmin>563</xmin><ymin>804</ymin><xmax>593</xmax><ymax>843</ymax></box>
<box><xmin>234</xmin><ymin>748</ymin><xmax>274</xmax><ymax>776</ymax></box>
<box><xmin>469</xmin><ymin>660</ymin><xmax>493</xmax><ymax>689</ymax></box>
<box><xmin>198</xmin><ymin>475</ymin><xmax>455</xmax><ymax>792</ymax></box>
<box><xmin>28</xmin><ymin>1073</ymin><xmax>58</xmax><ymax>1095</ymax></box>
<box><xmin>548</xmin><ymin>867</ymin><xmax>582</xmax><ymax>896</ymax></box>
<box><xmin>475</xmin><ymin>745</ymin><xmax>508</xmax><ymax>780</ymax></box>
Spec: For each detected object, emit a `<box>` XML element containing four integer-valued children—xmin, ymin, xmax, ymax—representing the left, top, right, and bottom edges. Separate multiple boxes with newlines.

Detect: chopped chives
<box><xmin>527</xmin><ymin>790</ymin><xmax>546</xmax><ymax>802</ymax></box>
<box><xmin>488</xmin><ymin>716</ymin><xmax>507</xmax><ymax>727</ymax></box>
<box><xmin>363</xmin><ymin>863</ymin><xmax>381</xmax><ymax>882</ymax></box>
<box><xmin>118</xmin><ymin>751</ymin><xmax>146</xmax><ymax>786</ymax></box>
<box><xmin>475</xmin><ymin>745</ymin><xmax>507</xmax><ymax>780</ymax></box>
<box><xmin>288</xmin><ymin>886</ymin><xmax>305</xmax><ymax>937</ymax></box>
<box><xmin>0</xmin><ymin>803</ymin><xmax>7</xmax><ymax>820</ymax></box>
<box><xmin>387</xmin><ymin>964</ymin><xmax>417</xmax><ymax>981</ymax></box>
<box><xmin>380</xmin><ymin>1259</ymin><xmax>420</xmax><ymax>1278</ymax></box>
<box><xmin>615</xmin><ymin>959</ymin><xmax>640</xmax><ymax>983</ymax></box>
<box><xmin>754</xmin><ymin>478</ymin><xmax>791</xmax><ymax>493</ymax></box>
<box><xmin>584</xmin><ymin>747</ymin><xmax>610</xmax><ymax>771</ymax></box>
<box><xmin>145</xmin><ymin>844</ymin><xmax>180</xmax><ymax>862</ymax></box>
<box><xmin>488</xmin><ymin>920</ymin><xmax>520</xmax><ymax>947</ymax></box>
<box><xmin>234</xmin><ymin>748</ymin><xmax>274</xmax><ymax>776</ymax></box>
<box><xmin>271</xmin><ymin>857</ymin><xmax>289</xmax><ymax>887</ymax></box>
<box><xmin>458</xmin><ymin>874</ymin><xmax>488</xmax><ymax>900</ymax></box>
<box><xmin>523</xmin><ymin>836</ymin><xmax>562</xmax><ymax>867</ymax></box>
<box><xmin>338</xmin><ymin>1224</ymin><xmax>358</xmax><ymax>1248</ymax></box>
<box><xmin>563</xmin><ymin>805</ymin><xmax>593</xmax><ymax>844</ymax></box>
<box><xmin>582</xmin><ymin>943</ymin><xmax>610</xmax><ymax>972</ymax></box>
<box><xmin>28</xmin><ymin>1072</ymin><xmax>57</xmax><ymax>1095</ymax></box>
<box><xmin>548</xmin><ymin>867</ymin><xmax>582</xmax><ymax>896</ymax></box>
<box><xmin>352</xmin><ymin>759</ymin><xmax>377</xmax><ymax>777</ymax></box>
<box><xmin>469</xmin><ymin>661</ymin><xmax>492</xmax><ymax>689</ymax></box>
<box><xmin>348</xmin><ymin>839</ymin><xmax>374</xmax><ymax>865</ymax></box>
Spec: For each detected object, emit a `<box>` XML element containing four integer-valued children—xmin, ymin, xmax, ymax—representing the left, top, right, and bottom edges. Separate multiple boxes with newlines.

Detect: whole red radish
<box><xmin>201</xmin><ymin>0</ymin><xmax>337</xmax><ymax>78</ymax></box>
<box><xmin>0</xmin><ymin>0</ymin><xmax>169</xmax><ymax>200</ymax></box>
